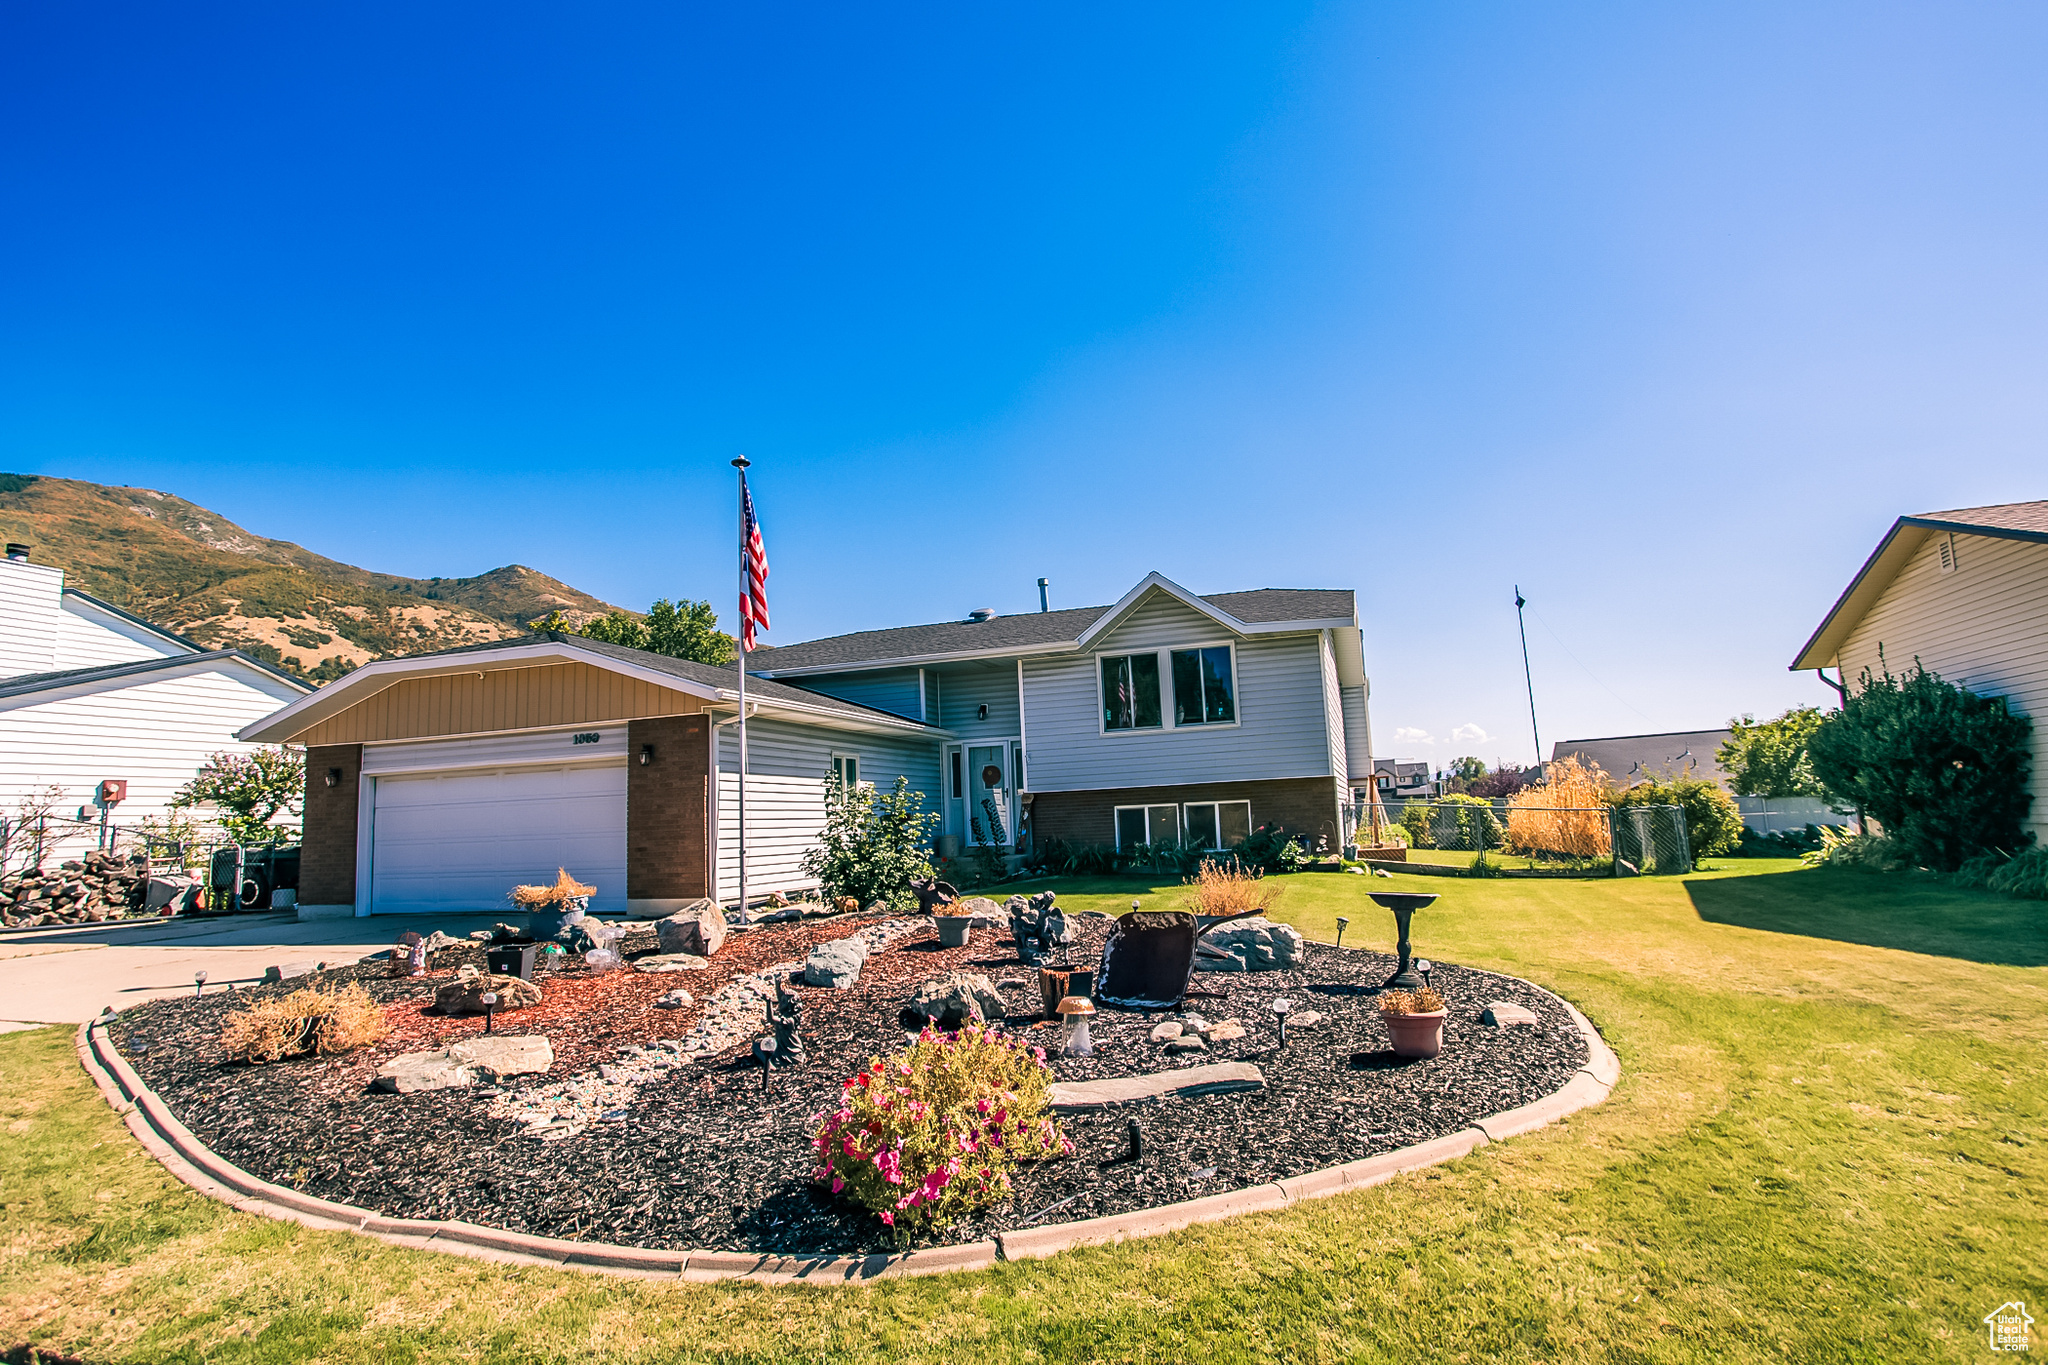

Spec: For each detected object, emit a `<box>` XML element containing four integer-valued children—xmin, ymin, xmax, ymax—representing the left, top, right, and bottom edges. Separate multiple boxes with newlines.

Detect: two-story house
<box><xmin>242</xmin><ymin>572</ymin><xmax>1372</xmax><ymax>917</ymax></box>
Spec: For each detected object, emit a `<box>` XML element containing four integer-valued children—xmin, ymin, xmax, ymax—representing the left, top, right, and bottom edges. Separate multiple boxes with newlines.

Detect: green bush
<box><xmin>1807</xmin><ymin>662</ymin><xmax>2035</xmax><ymax>871</ymax></box>
<box><xmin>812</xmin><ymin>1020</ymin><xmax>1072</xmax><ymax>1234</ymax></box>
<box><xmin>801</xmin><ymin>775</ymin><xmax>940</xmax><ymax>911</ymax></box>
<box><xmin>1232</xmin><ymin>823</ymin><xmax>1308</xmax><ymax>875</ymax></box>
<box><xmin>1954</xmin><ymin>846</ymin><xmax>2048</xmax><ymax>900</ymax></box>
<box><xmin>1802</xmin><ymin>826</ymin><xmax>1907</xmax><ymax>872</ymax></box>
<box><xmin>1401</xmin><ymin>795</ymin><xmax>1505</xmax><ymax>852</ymax></box>
<box><xmin>1399</xmin><ymin>802</ymin><xmax>1434</xmax><ymax>849</ymax></box>
<box><xmin>1732</xmin><ymin>824</ymin><xmax>1828</xmax><ymax>857</ymax></box>
<box><xmin>1718</xmin><ymin>707</ymin><xmax>1827</xmax><ymax>797</ymax></box>
<box><xmin>170</xmin><ymin>747</ymin><xmax>304</xmax><ymax>846</ymax></box>
<box><xmin>1610</xmin><ymin>776</ymin><xmax>1743</xmax><ymax>864</ymax></box>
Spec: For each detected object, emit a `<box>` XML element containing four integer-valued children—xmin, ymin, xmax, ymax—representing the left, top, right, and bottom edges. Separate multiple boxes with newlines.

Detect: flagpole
<box><xmin>733</xmin><ymin>456</ymin><xmax>750</xmax><ymax>921</ymax></box>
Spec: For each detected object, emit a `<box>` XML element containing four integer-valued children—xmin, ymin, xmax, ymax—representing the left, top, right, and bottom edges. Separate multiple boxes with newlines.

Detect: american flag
<box><xmin>739</xmin><ymin>473</ymin><xmax>770</xmax><ymax>652</ymax></box>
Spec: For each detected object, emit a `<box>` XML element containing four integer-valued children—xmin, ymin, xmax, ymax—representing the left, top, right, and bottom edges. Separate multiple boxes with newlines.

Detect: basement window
<box><xmin>1182</xmin><ymin>800</ymin><xmax>1252</xmax><ymax>851</ymax></box>
<box><xmin>1115</xmin><ymin>804</ymin><xmax>1181</xmax><ymax>850</ymax></box>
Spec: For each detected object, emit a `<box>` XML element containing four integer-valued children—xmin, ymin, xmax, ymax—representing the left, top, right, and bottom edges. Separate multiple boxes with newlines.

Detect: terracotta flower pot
<box><xmin>1385</xmin><ymin>1009</ymin><xmax>1447</xmax><ymax>1058</ymax></box>
<box><xmin>935</xmin><ymin>915</ymin><xmax>973</xmax><ymax>948</ymax></box>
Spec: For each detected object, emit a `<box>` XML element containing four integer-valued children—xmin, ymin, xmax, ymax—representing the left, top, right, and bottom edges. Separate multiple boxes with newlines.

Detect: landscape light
<box><xmin>194</xmin><ymin>970</ymin><xmax>207</xmax><ymax>997</ymax></box>
<box><xmin>1335</xmin><ymin>916</ymin><xmax>1349</xmax><ymax>950</ymax></box>
<box><xmin>481</xmin><ymin>991</ymin><xmax>498</xmax><ymax>1034</ymax></box>
<box><xmin>1270</xmin><ymin>997</ymin><xmax>1294</xmax><ymax>1046</ymax></box>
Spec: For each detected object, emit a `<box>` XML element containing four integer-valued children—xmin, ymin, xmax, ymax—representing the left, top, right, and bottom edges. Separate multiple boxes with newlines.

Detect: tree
<box><xmin>1467</xmin><ymin>764</ymin><xmax>1531</xmax><ymax>799</ymax></box>
<box><xmin>1806</xmin><ymin>662</ymin><xmax>2034</xmax><ymax>871</ymax></box>
<box><xmin>1444</xmin><ymin>756</ymin><xmax>1488</xmax><ymax>791</ymax></box>
<box><xmin>801</xmin><ymin>774</ymin><xmax>941</xmax><ymax>911</ymax></box>
<box><xmin>171</xmin><ymin>748</ymin><xmax>306</xmax><ymax>846</ymax></box>
<box><xmin>530</xmin><ymin>598</ymin><xmax>736</xmax><ymax>666</ymax></box>
<box><xmin>1718</xmin><ymin>707</ymin><xmax>1826</xmax><ymax>798</ymax></box>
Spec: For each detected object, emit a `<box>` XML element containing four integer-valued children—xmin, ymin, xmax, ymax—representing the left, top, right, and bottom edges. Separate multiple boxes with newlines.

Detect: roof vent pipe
<box><xmin>4</xmin><ymin>543</ymin><xmax>29</xmax><ymax>562</ymax></box>
<box><xmin>968</xmin><ymin>607</ymin><xmax>996</xmax><ymax>623</ymax></box>
<box><xmin>1037</xmin><ymin>578</ymin><xmax>1049</xmax><ymax>613</ymax></box>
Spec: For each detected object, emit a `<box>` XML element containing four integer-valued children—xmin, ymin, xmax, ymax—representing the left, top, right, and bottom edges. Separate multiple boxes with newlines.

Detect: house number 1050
<box><xmin>571</xmin><ymin>732</ymin><xmax>601</xmax><ymax>745</ymax></box>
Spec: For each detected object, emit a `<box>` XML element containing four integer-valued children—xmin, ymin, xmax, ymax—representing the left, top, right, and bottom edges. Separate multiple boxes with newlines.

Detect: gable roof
<box><xmin>0</xmin><ymin>650</ymin><xmax>310</xmax><ymax>703</ymax></box>
<box><xmin>752</xmin><ymin>577</ymin><xmax>1357</xmax><ymax>676</ymax></box>
<box><xmin>1792</xmin><ymin>499</ymin><xmax>2048</xmax><ymax>670</ymax></box>
<box><xmin>1551</xmin><ymin>729</ymin><xmax>1734</xmax><ymax>788</ymax></box>
<box><xmin>236</xmin><ymin>632</ymin><xmax>950</xmax><ymax>744</ymax></box>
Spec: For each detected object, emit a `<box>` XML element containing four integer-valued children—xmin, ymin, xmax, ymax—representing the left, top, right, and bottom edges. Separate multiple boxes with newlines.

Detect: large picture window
<box><xmin>1114</xmin><ymin>804</ymin><xmax>1182</xmax><ymax>850</ymax></box>
<box><xmin>1171</xmin><ymin>646</ymin><xmax>1236</xmax><ymax>725</ymax></box>
<box><xmin>1182</xmin><ymin>800</ymin><xmax>1252</xmax><ymax>850</ymax></box>
<box><xmin>1100</xmin><ymin>654</ymin><xmax>1162</xmax><ymax>731</ymax></box>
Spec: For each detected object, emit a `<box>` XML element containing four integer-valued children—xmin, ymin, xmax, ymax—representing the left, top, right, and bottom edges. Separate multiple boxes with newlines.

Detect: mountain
<box><xmin>0</xmin><ymin>473</ymin><xmax>623</xmax><ymax>680</ymax></box>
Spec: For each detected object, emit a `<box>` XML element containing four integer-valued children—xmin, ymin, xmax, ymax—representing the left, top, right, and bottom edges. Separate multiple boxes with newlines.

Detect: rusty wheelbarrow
<box><xmin>1094</xmin><ymin>906</ymin><xmax>1267</xmax><ymax>1009</ymax></box>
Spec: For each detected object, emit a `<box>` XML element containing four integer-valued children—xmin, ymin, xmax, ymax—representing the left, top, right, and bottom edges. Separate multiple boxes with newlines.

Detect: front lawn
<box><xmin>3</xmin><ymin>860</ymin><xmax>2042</xmax><ymax>1363</ymax></box>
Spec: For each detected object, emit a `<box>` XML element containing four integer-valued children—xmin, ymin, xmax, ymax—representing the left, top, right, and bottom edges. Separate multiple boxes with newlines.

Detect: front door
<box><xmin>966</xmin><ymin>743</ymin><xmax>1012</xmax><ymax>846</ymax></box>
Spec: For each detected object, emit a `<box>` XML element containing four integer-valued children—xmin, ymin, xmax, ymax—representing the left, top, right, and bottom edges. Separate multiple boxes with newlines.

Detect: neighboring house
<box><xmin>236</xmin><ymin>634</ymin><xmax>946</xmax><ymax>917</ymax></box>
<box><xmin>749</xmin><ymin>572</ymin><xmax>1371</xmax><ymax>859</ymax></box>
<box><xmin>1793</xmin><ymin>499</ymin><xmax>2048</xmax><ymax>846</ymax></box>
<box><xmin>1370</xmin><ymin>759</ymin><xmax>1437</xmax><ymax>803</ymax></box>
<box><xmin>1</xmin><ymin>544</ymin><xmax>311</xmax><ymax>865</ymax></box>
<box><xmin>1551</xmin><ymin>730</ymin><xmax>1735</xmax><ymax>788</ymax></box>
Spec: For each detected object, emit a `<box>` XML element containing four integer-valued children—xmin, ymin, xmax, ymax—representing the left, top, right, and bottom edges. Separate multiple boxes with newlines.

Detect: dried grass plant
<box><xmin>509</xmin><ymin>867</ymin><xmax>596</xmax><ymax>908</ymax></box>
<box><xmin>1181</xmin><ymin>858</ymin><xmax>1282</xmax><ymax>919</ymax></box>
<box><xmin>1378</xmin><ymin>986</ymin><xmax>1446</xmax><ymax>1016</ymax></box>
<box><xmin>219</xmin><ymin>984</ymin><xmax>390</xmax><ymax>1064</ymax></box>
<box><xmin>1506</xmin><ymin>756</ymin><xmax>1614</xmax><ymax>859</ymax></box>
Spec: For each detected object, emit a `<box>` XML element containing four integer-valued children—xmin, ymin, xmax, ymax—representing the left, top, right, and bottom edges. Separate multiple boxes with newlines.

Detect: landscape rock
<box><xmin>1481</xmin><ymin>1001</ymin><xmax>1540</xmax><ymax>1026</ymax></box>
<box><xmin>1149</xmin><ymin>1020</ymin><xmax>1185</xmax><ymax>1043</ymax></box>
<box><xmin>654</xmin><ymin>988</ymin><xmax>694</xmax><ymax>1009</ymax></box>
<box><xmin>1289</xmin><ymin>1010</ymin><xmax>1325</xmax><ymax>1030</ymax></box>
<box><xmin>804</xmin><ymin>938</ymin><xmax>868</xmax><ymax>989</ymax></box>
<box><xmin>634</xmin><ymin>953</ymin><xmax>711</xmax><ymax>973</ymax></box>
<box><xmin>905</xmin><ymin>972</ymin><xmax>1007</xmax><ymax>1028</ymax></box>
<box><xmin>434</xmin><ymin>972</ymin><xmax>541</xmax><ymax>1016</ymax></box>
<box><xmin>1204</xmin><ymin>1019</ymin><xmax>1247</xmax><ymax>1042</ymax></box>
<box><xmin>656</xmin><ymin>899</ymin><xmax>727</xmax><ymax>957</ymax></box>
<box><xmin>1194</xmin><ymin>917</ymin><xmax>1305</xmax><ymax>972</ymax></box>
<box><xmin>373</xmin><ymin>1035</ymin><xmax>553</xmax><ymax>1094</ymax></box>
<box><xmin>262</xmin><ymin>961</ymin><xmax>320</xmax><ymax>983</ymax></box>
<box><xmin>1163</xmin><ymin>1034</ymin><xmax>1208</xmax><ymax>1055</ymax></box>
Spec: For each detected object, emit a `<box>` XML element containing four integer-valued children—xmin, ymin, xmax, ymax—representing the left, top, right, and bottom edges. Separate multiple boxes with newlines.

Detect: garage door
<box><xmin>369</xmin><ymin>763</ymin><xmax>627</xmax><ymax>915</ymax></box>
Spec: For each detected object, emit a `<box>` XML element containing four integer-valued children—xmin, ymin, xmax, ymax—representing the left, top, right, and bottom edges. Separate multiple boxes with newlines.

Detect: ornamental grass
<box><xmin>218</xmin><ymin>984</ymin><xmax>389</xmax><ymax>1064</ymax></box>
<box><xmin>1506</xmin><ymin>755</ymin><xmax>1614</xmax><ymax>859</ymax></box>
<box><xmin>1181</xmin><ymin>858</ymin><xmax>1282</xmax><ymax>919</ymax></box>
<box><xmin>1378</xmin><ymin>986</ymin><xmax>1446</xmax><ymax>1016</ymax></box>
<box><xmin>509</xmin><ymin>867</ymin><xmax>595</xmax><ymax>907</ymax></box>
<box><xmin>812</xmin><ymin>1020</ymin><xmax>1072</xmax><ymax>1234</ymax></box>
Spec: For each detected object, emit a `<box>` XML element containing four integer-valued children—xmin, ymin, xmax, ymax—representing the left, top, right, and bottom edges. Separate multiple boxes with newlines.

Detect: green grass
<box><xmin>4</xmin><ymin>861</ymin><xmax>2044</xmax><ymax>1362</ymax></box>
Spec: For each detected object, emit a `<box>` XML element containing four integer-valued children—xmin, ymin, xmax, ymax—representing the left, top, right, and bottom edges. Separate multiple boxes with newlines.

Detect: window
<box><xmin>1182</xmin><ymin>800</ymin><xmax>1252</xmax><ymax>850</ymax></box>
<box><xmin>1171</xmin><ymin>646</ymin><xmax>1236</xmax><ymax>725</ymax></box>
<box><xmin>1101</xmin><ymin>654</ymin><xmax>1162</xmax><ymax>731</ymax></box>
<box><xmin>949</xmin><ymin>749</ymin><xmax>963</xmax><ymax>800</ymax></box>
<box><xmin>1114</xmin><ymin>804</ymin><xmax>1183</xmax><ymax>850</ymax></box>
<box><xmin>829</xmin><ymin>754</ymin><xmax>860</xmax><ymax>804</ymax></box>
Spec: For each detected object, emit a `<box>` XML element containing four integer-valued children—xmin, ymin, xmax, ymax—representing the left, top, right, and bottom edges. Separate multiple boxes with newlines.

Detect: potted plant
<box><xmin>933</xmin><ymin>902</ymin><xmax>973</xmax><ymax>948</ymax></box>
<box><xmin>1380</xmin><ymin>986</ymin><xmax>1448</xmax><ymax>1058</ymax></box>
<box><xmin>509</xmin><ymin>867</ymin><xmax>596</xmax><ymax>939</ymax></box>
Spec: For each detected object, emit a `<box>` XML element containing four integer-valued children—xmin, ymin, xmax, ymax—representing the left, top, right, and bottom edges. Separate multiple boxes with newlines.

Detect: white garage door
<box><xmin>369</xmin><ymin>763</ymin><xmax>627</xmax><ymax>915</ymax></box>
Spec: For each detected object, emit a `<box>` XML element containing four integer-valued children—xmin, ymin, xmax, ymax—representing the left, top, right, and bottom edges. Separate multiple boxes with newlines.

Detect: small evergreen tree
<box><xmin>1806</xmin><ymin>662</ymin><xmax>2034</xmax><ymax>871</ymax></box>
<box><xmin>801</xmin><ymin>774</ymin><xmax>941</xmax><ymax>911</ymax></box>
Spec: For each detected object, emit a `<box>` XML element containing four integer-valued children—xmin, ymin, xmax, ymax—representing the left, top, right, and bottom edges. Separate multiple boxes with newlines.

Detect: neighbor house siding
<box><xmin>1341</xmin><ymin>683</ymin><xmax>1373</xmax><ymax>781</ymax></box>
<box><xmin>0</xmin><ymin>664</ymin><xmax>308</xmax><ymax>866</ymax></box>
<box><xmin>1019</xmin><ymin>591</ymin><xmax>1332</xmax><ymax>793</ymax></box>
<box><xmin>781</xmin><ymin>667</ymin><xmax>924</xmax><ymax>721</ymax></box>
<box><xmin>0</xmin><ymin>562</ymin><xmax>66</xmax><ymax>678</ymax></box>
<box><xmin>294</xmin><ymin>661</ymin><xmax>705</xmax><ymax>746</ymax></box>
<box><xmin>1834</xmin><ymin>530</ymin><xmax>2048</xmax><ymax>843</ymax></box>
<box><xmin>53</xmin><ymin>598</ymin><xmax>190</xmax><ymax>671</ymax></box>
<box><xmin>713</xmin><ymin>717</ymin><xmax>943</xmax><ymax>902</ymax></box>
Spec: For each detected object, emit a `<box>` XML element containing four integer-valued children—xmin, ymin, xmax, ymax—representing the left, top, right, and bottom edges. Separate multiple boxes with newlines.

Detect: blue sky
<box><xmin>5</xmin><ymin>3</ymin><xmax>2045</xmax><ymax>766</ymax></box>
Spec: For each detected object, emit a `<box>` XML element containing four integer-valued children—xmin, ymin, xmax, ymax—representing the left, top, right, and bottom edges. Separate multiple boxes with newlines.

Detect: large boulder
<box><xmin>905</xmin><ymin>972</ymin><xmax>1007</xmax><ymax>1028</ymax></box>
<box><xmin>373</xmin><ymin>1035</ymin><xmax>553</xmax><ymax>1093</ymax></box>
<box><xmin>1194</xmin><ymin>917</ymin><xmax>1305</xmax><ymax>972</ymax></box>
<box><xmin>804</xmin><ymin>938</ymin><xmax>867</xmax><ymax>989</ymax></box>
<box><xmin>434</xmin><ymin>972</ymin><xmax>542</xmax><ymax>1015</ymax></box>
<box><xmin>656</xmin><ymin>899</ymin><xmax>727</xmax><ymax>957</ymax></box>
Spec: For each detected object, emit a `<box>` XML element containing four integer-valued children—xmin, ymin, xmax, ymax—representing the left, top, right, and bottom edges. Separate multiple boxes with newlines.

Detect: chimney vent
<box><xmin>967</xmin><ymin>607</ymin><xmax>996</xmax><ymax>623</ymax></box>
<box><xmin>1037</xmin><ymin>578</ymin><xmax>1050</xmax><ymax>613</ymax></box>
<box><xmin>4</xmin><ymin>543</ymin><xmax>29</xmax><ymax>563</ymax></box>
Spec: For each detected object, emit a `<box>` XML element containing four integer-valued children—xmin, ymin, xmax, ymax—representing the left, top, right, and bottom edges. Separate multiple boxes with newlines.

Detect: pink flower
<box><xmin>880</xmin><ymin>1211</ymin><xmax>894</xmax><ymax>1226</ymax></box>
<box><xmin>830</xmin><ymin>1176</ymin><xmax>845</xmax><ymax>1193</ymax></box>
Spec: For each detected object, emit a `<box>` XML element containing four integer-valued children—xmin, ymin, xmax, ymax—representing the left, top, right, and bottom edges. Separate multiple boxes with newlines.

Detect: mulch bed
<box><xmin>109</xmin><ymin>913</ymin><xmax>1588</xmax><ymax>1255</ymax></box>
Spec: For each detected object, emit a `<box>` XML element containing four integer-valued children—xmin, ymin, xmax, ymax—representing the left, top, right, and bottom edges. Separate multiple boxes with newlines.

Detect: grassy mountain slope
<box><xmin>0</xmin><ymin>473</ymin><xmax>621</xmax><ymax>679</ymax></box>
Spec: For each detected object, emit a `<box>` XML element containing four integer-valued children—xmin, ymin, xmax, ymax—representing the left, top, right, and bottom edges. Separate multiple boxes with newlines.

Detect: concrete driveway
<box><xmin>0</xmin><ymin>911</ymin><xmax>547</xmax><ymax>1026</ymax></box>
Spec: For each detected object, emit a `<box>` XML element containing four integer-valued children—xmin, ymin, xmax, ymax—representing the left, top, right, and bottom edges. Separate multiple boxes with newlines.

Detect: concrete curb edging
<box><xmin>72</xmin><ymin>983</ymin><xmax>1620</xmax><ymax>1283</ymax></box>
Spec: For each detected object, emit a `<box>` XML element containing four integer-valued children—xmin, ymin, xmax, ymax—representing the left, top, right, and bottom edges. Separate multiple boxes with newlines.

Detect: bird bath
<box><xmin>1366</xmin><ymin>892</ymin><xmax>1438</xmax><ymax>989</ymax></box>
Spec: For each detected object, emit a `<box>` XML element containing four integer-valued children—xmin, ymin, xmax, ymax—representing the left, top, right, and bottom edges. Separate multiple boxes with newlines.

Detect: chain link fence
<box><xmin>1347</xmin><ymin>797</ymin><xmax>1693</xmax><ymax>874</ymax></box>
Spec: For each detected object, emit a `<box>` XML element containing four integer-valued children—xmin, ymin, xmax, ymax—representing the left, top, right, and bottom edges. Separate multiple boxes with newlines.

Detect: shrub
<box><xmin>1181</xmin><ymin>859</ymin><xmax>1281</xmax><ymax>919</ymax></box>
<box><xmin>1801</xmin><ymin>826</ymin><xmax>1907</xmax><ymax>872</ymax></box>
<box><xmin>1610</xmin><ymin>774</ymin><xmax>1744</xmax><ymax>864</ymax></box>
<box><xmin>1807</xmin><ymin>661</ymin><xmax>2035</xmax><ymax>872</ymax></box>
<box><xmin>1412</xmin><ymin>795</ymin><xmax>1506</xmax><ymax>852</ymax></box>
<box><xmin>1231</xmin><ymin>823</ymin><xmax>1308</xmax><ymax>875</ymax></box>
<box><xmin>1954</xmin><ymin>845</ymin><xmax>2048</xmax><ymax>899</ymax></box>
<box><xmin>170</xmin><ymin>747</ymin><xmax>304</xmax><ymax>846</ymax></box>
<box><xmin>510</xmin><ymin>867</ymin><xmax>595</xmax><ymax>908</ymax></box>
<box><xmin>219</xmin><ymin>985</ymin><xmax>389</xmax><ymax>1064</ymax></box>
<box><xmin>1506</xmin><ymin>756</ymin><xmax>1612</xmax><ymax>860</ymax></box>
<box><xmin>1733</xmin><ymin>824</ymin><xmax>1828</xmax><ymax>857</ymax></box>
<box><xmin>812</xmin><ymin>1021</ymin><xmax>1072</xmax><ymax>1233</ymax></box>
<box><xmin>803</xmin><ymin>775</ymin><xmax>941</xmax><ymax>912</ymax></box>
<box><xmin>1028</xmin><ymin>838</ymin><xmax>1125</xmax><ymax>877</ymax></box>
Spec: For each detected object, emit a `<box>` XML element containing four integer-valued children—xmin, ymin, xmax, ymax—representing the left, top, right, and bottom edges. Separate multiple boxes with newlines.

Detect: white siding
<box><xmin>0</xmin><ymin>663</ymin><xmax>309</xmax><ymax>865</ymax></box>
<box><xmin>1319</xmin><ymin>630</ymin><xmax>1346</xmax><ymax>785</ymax></box>
<box><xmin>0</xmin><ymin>561</ymin><xmax>65</xmax><ymax>678</ymax></box>
<box><xmin>1835</xmin><ymin>531</ymin><xmax>2048</xmax><ymax>843</ymax></box>
<box><xmin>54</xmin><ymin>596</ymin><xmax>191</xmax><ymax>671</ymax></box>
<box><xmin>713</xmin><ymin>716</ymin><xmax>944</xmax><ymax>902</ymax></box>
<box><xmin>781</xmin><ymin>667</ymin><xmax>925</xmax><ymax>721</ymax></box>
<box><xmin>1341</xmin><ymin>683</ymin><xmax>1374</xmax><ymax>781</ymax></box>
<box><xmin>930</xmin><ymin>662</ymin><xmax>1021</xmax><ymax>740</ymax></box>
<box><xmin>1020</xmin><ymin>592</ymin><xmax>1333</xmax><ymax>793</ymax></box>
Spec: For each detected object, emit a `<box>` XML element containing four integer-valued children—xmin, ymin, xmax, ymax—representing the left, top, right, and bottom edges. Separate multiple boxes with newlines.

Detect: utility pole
<box><xmin>1515</xmin><ymin>587</ymin><xmax>1542</xmax><ymax>768</ymax></box>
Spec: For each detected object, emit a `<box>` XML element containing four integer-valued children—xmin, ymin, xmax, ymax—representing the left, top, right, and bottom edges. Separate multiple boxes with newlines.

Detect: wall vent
<box><xmin>1938</xmin><ymin>533</ymin><xmax>1959</xmax><ymax>574</ymax></box>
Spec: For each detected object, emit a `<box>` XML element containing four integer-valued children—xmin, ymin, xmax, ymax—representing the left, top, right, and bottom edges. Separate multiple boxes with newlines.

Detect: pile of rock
<box><xmin>0</xmin><ymin>851</ymin><xmax>153</xmax><ymax>927</ymax></box>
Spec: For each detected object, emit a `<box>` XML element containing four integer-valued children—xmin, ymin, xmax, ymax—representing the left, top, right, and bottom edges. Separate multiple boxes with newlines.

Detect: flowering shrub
<box><xmin>812</xmin><ymin>1020</ymin><xmax>1072</xmax><ymax>1233</ymax></box>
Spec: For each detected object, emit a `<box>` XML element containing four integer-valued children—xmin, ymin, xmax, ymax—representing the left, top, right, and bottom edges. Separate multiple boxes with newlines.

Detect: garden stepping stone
<box><xmin>1048</xmin><ymin>1062</ymin><xmax>1265</xmax><ymax>1112</ymax></box>
<box><xmin>1481</xmin><ymin>1001</ymin><xmax>1539</xmax><ymax>1026</ymax></box>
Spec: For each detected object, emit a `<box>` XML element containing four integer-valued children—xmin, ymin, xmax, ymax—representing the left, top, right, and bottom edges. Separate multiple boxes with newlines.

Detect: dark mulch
<box><xmin>110</xmin><ymin>915</ymin><xmax>1588</xmax><ymax>1255</ymax></box>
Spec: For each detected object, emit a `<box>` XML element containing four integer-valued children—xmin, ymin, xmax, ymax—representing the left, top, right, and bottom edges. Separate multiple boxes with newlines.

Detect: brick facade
<box><xmin>1028</xmin><ymin>775</ymin><xmax>1346</xmax><ymax>853</ymax></box>
<box><xmin>300</xmin><ymin>744</ymin><xmax>362</xmax><ymax>908</ymax></box>
<box><xmin>626</xmin><ymin>714</ymin><xmax>714</xmax><ymax>909</ymax></box>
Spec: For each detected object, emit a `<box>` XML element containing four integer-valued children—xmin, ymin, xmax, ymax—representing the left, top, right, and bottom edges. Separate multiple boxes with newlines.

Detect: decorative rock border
<box><xmin>74</xmin><ymin>984</ymin><xmax>1620</xmax><ymax>1283</ymax></box>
